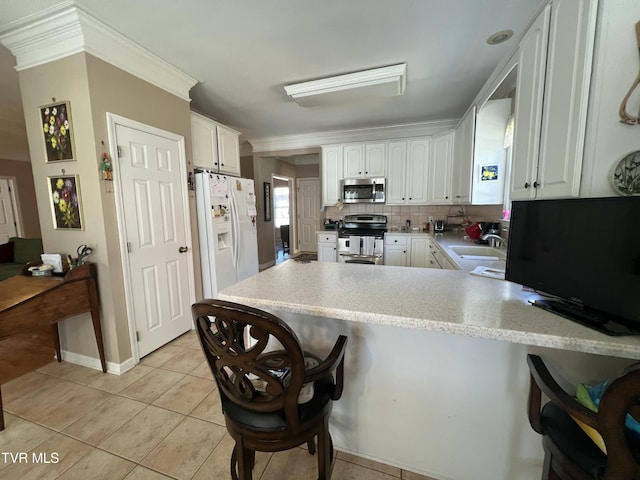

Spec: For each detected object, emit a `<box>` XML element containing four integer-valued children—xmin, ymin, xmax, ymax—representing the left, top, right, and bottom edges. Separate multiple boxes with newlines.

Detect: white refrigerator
<box><xmin>195</xmin><ymin>172</ymin><xmax>259</xmax><ymax>298</ymax></box>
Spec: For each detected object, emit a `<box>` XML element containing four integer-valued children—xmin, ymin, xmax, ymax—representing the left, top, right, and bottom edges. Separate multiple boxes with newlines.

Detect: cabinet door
<box><xmin>343</xmin><ymin>144</ymin><xmax>365</xmax><ymax>178</ymax></box>
<box><xmin>536</xmin><ymin>0</ymin><xmax>596</xmax><ymax>199</ymax></box>
<box><xmin>386</xmin><ymin>141</ymin><xmax>408</xmax><ymax>205</ymax></box>
<box><xmin>384</xmin><ymin>244</ymin><xmax>408</xmax><ymax>266</ymax></box>
<box><xmin>406</xmin><ymin>138</ymin><xmax>430</xmax><ymax>204</ymax></box>
<box><xmin>429</xmin><ymin>132</ymin><xmax>454</xmax><ymax>204</ymax></box>
<box><xmin>318</xmin><ymin>243</ymin><xmax>337</xmax><ymax>262</ymax></box>
<box><xmin>191</xmin><ymin>114</ymin><xmax>218</xmax><ymax>169</ymax></box>
<box><xmin>452</xmin><ymin>106</ymin><xmax>475</xmax><ymax>203</ymax></box>
<box><xmin>365</xmin><ymin>143</ymin><xmax>386</xmax><ymax>177</ymax></box>
<box><xmin>511</xmin><ymin>5</ymin><xmax>550</xmax><ymax>200</ymax></box>
<box><xmin>410</xmin><ymin>237</ymin><xmax>430</xmax><ymax>268</ymax></box>
<box><xmin>217</xmin><ymin>125</ymin><xmax>240</xmax><ymax>176</ymax></box>
<box><xmin>322</xmin><ymin>146</ymin><xmax>343</xmax><ymax>206</ymax></box>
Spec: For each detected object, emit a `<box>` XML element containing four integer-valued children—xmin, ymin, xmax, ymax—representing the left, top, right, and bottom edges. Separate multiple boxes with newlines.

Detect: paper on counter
<box><xmin>469</xmin><ymin>266</ymin><xmax>505</xmax><ymax>280</ymax></box>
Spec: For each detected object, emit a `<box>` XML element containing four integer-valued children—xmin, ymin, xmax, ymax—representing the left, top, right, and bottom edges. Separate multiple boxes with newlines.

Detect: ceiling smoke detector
<box><xmin>284</xmin><ymin>64</ymin><xmax>407</xmax><ymax>107</ymax></box>
<box><xmin>486</xmin><ymin>30</ymin><xmax>514</xmax><ymax>45</ymax></box>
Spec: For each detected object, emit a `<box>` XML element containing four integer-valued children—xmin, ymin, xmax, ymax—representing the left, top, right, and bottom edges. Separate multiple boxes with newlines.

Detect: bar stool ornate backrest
<box><xmin>192</xmin><ymin>299</ymin><xmax>347</xmax><ymax>480</ymax></box>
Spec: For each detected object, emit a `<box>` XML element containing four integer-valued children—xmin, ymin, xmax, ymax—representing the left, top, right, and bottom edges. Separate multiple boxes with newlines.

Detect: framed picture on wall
<box><xmin>263</xmin><ymin>182</ymin><xmax>272</xmax><ymax>222</ymax></box>
<box><xmin>48</xmin><ymin>175</ymin><xmax>83</xmax><ymax>230</ymax></box>
<box><xmin>40</xmin><ymin>101</ymin><xmax>75</xmax><ymax>162</ymax></box>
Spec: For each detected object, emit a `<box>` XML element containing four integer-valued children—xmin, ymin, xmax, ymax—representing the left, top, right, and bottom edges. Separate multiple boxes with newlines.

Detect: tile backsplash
<box><xmin>323</xmin><ymin>204</ymin><xmax>504</xmax><ymax>231</ymax></box>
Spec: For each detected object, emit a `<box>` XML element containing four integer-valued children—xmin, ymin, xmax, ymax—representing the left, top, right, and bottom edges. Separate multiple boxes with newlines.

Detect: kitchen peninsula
<box><xmin>219</xmin><ymin>261</ymin><xmax>640</xmax><ymax>480</ymax></box>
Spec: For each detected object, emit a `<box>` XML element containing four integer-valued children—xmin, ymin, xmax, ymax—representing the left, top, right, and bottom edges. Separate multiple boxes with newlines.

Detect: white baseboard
<box><xmin>60</xmin><ymin>349</ymin><xmax>136</xmax><ymax>375</ymax></box>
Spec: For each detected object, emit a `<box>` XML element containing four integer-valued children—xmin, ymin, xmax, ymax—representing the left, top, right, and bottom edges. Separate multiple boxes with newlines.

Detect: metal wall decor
<box><xmin>619</xmin><ymin>21</ymin><xmax>640</xmax><ymax>125</ymax></box>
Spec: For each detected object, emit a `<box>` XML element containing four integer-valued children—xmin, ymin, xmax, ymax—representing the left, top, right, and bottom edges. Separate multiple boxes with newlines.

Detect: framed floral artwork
<box><xmin>48</xmin><ymin>175</ymin><xmax>83</xmax><ymax>230</ymax></box>
<box><xmin>40</xmin><ymin>101</ymin><xmax>75</xmax><ymax>162</ymax></box>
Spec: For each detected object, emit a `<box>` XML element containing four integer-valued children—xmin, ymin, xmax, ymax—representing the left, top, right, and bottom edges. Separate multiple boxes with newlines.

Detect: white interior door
<box><xmin>112</xmin><ymin>118</ymin><xmax>194</xmax><ymax>358</ymax></box>
<box><xmin>0</xmin><ymin>178</ymin><xmax>19</xmax><ymax>244</ymax></box>
<box><xmin>297</xmin><ymin>178</ymin><xmax>320</xmax><ymax>252</ymax></box>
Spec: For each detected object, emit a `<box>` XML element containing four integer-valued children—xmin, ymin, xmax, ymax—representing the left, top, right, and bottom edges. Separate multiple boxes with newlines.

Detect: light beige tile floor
<box><xmin>0</xmin><ymin>330</ymin><xmax>436</xmax><ymax>480</ymax></box>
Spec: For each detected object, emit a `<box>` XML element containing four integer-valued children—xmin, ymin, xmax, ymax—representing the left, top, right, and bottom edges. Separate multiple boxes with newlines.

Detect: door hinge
<box><xmin>127</xmin><ymin>242</ymin><xmax>132</xmax><ymax>253</ymax></box>
<box><xmin>117</xmin><ymin>146</ymin><xmax>123</xmax><ymax>157</ymax></box>
<box><xmin>136</xmin><ymin>331</ymin><xmax>140</xmax><ymax>342</ymax></box>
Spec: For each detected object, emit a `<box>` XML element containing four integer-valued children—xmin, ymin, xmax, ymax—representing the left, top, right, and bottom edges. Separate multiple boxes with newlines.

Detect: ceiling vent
<box><xmin>284</xmin><ymin>63</ymin><xmax>407</xmax><ymax>107</ymax></box>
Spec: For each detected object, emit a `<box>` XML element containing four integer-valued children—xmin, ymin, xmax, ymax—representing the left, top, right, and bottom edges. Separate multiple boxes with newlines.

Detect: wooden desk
<box><xmin>0</xmin><ymin>263</ymin><xmax>106</xmax><ymax>430</ymax></box>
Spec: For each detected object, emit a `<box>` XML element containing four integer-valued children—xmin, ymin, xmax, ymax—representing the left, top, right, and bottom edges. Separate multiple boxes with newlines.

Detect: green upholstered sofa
<box><xmin>0</xmin><ymin>237</ymin><xmax>44</xmax><ymax>281</ymax></box>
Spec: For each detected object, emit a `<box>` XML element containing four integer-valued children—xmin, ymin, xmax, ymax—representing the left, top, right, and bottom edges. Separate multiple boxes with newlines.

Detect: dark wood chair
<box><xmin>527</xmin><ymin>354</ymin><xmax>640</xmax><ymax>479</ymax></box>
<box><xmin>280</xmin><ymin>225</ymin><xmax>290</xmax><ymax>252</ymax></box>
<box><xmin>192</xmin><ymin>299</ymin><xmax>347</xmax><ymax>480</ymax></box>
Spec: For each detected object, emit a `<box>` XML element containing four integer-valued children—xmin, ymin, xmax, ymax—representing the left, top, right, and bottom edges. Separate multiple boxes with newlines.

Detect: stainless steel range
<box><xmin>338</xmin><ymin>214</ymin><xmax>387</xmax><ymax>265</ymax></box>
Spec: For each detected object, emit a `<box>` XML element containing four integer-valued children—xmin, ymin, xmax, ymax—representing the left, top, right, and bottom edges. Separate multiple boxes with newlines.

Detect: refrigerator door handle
<box><xmin>230</xmin><ymin>190</ymin><xmax>240</xmax><ymax>268</ymax></box>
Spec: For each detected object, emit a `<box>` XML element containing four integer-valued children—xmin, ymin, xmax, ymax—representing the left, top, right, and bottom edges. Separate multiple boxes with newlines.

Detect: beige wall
<box><xmin>295</xmin><ymin>162</ymin><xmax>319</xmax><ymax>178</ymax></box>
<box><xmin>18</xmin><ymin>52</ymin><xmax>193</xmax><ymax>367</ymax></box>
<box><xmin>0</xmin><ymin>159</ymin><xmax>41</xmax><ymax>237</ymax></box>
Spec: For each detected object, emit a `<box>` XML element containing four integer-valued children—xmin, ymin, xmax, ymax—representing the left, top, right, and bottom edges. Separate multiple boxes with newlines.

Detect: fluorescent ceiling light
<box><xmin>284</xmin><ymin>63</ymin><xmax>407</xmax><ymax>107</ymax></box>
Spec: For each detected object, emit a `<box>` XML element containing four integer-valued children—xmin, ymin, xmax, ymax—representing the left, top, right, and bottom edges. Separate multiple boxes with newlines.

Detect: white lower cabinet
<box><xmin>317</xmin><ymin>232</ymin><xmax>337</xmax><ymax>262</ymax></box>
<box><xmin>383</xmin><ymin>235</ymin><xmax>408</xmax><ymax>266</ymax></box>
<box><xmin>386</xmin><ymin>234</ymin><xmax>455</xmax><ymax>269</ymax></box>
<box><xmin>410</xmin><ymin>237</ymin><xmax>432</xmax><ymax>268</ymax></box>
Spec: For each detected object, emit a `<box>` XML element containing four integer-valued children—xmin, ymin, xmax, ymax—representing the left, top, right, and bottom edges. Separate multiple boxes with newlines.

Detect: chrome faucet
<box><xmin>481</xmin><ymin>233</ymin><xmax>506</xmax><ymax>249</ymax></box>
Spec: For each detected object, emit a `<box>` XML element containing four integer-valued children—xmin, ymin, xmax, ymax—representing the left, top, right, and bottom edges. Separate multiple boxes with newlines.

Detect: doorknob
<box><xmin>179</xmin><ymin>246</ymin><xmax>188</xmax><ymax>253</ymax></box>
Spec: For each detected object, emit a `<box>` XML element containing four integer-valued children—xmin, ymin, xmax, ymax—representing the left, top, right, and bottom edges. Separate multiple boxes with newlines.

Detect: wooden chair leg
<box><xmin>317</xmin><ymin>417</ymin><xmax>333</xmax><ymax>480</ymax></box>
<box><xmin>0</xmin><ymin>386</ymin><xmax>4</xmax><ymax>431</ymax></box>
<box><xmin>51</xmin><ymin>324</ymin><xmax>61</xmax><ymax>362</ymax></box>
<box><xmin>234</xmin><ymin>441</ymin><xmax>254</xmax><ymax>480</ymax></box>
<box><xmin>307</xmin><ymin>439</ymin><xmax>316</xmax><ymax>455</ymax></box>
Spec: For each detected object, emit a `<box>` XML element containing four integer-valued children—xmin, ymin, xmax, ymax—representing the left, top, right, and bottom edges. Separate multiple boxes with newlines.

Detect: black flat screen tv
<box><xmin>505</xmin><ymin>196</ymin><xmax>640</xmax><ymax>336</ymax></box>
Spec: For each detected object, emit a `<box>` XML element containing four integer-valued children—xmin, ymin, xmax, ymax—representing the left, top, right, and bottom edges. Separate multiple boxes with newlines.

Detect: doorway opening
<box><xmin>0</xmin><ymin>177</ymin><xmax>23</xmax><ymax>243</ymax></box>
<box><xmin>273</xmin><ymin>175</ymin><xmax>293</xmax><ymax>265</ymax></box>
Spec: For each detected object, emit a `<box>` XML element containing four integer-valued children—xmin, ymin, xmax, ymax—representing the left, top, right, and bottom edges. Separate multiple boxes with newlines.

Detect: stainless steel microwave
<box><xmin>341</xmin><ymin>178</ymin><xmax>385</xmax><ymax>203</ymax></box>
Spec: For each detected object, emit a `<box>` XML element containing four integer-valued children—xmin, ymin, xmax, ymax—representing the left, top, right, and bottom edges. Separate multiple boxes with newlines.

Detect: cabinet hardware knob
<box><xmin>179</xmin><ymin>246</ymin><xmax>188</xmax><ymax>253</ymax></box>
<box><xmin>524</xmin><ymin>182</ymin><xmax>530</xmax><ymax>188</ymax></box>
<box><xmin>533</xmin><ymin>181</ymin><xmax>539</xmax><ymax>188</ymax></box>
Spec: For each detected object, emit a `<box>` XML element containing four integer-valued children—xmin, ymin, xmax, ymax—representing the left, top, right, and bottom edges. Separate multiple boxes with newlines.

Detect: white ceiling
<box><xmin>0</xmin><ymin>0</ymin><xmax>546</xmax><ymax>162</ymax></box>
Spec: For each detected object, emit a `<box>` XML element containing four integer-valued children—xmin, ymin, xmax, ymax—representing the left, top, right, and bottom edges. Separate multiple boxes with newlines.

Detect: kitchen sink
<box><xmin>449</xmin><ymin>245</ymin><xmax>506</xmax><ymax>260</ymax></box>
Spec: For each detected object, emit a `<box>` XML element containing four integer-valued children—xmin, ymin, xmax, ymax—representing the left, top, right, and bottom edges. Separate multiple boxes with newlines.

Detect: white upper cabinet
<box><xmin>429</xmin><ymin>131</ymin><xmax>454</xmax><ymax>204</ymax></box>
<box><xmin>321</xmin><ymin>145</ymin><xmax>343</xmax><ymax>206</ymax></box>
<box><xmin>386</xmin><ymin>141</ymin><xmax>408</xmax><ymax>204</ymax></box>
<box><xmin>191</xmin><ymin>113</ymin><xmax>218</xmax><ymax>169</ymax></box>
<box><xmin>511</xmin><ymin>5</ymin><xmax>550</xmax><ymax>200</ymax></box>
<box><xmin>387</xmin><ymin>138</ymin><xmax>431</xmax><ymax>205</ymax></box>
<box><xmin>216</xmin><ymin>124</ymin><xmax>241</xmax><ymax>176</ymax></box>
<box><xmin>406</xmin><ymin>138</ymin><xmax>431</xmax><ymax>204</ymax></box>
<box><xmin>511</xmin><ymin>0</ymin><xmax>597</xmax><ymax>200</ymax></box>
<box><xmin>343</xmin><ymin>143</ymin><xmax>386</xmax><ymax>178</ymax></box>
<box><xmin>452</xmin><ymin>106</ymin><xmax>475</xmax><ymax>204</ymax></box>
<box><xmin>191</xmin><ymin>112</ymin><xmax>241</xmax><ymax>176</ymax></box>
<box><xmin>536</xmin><ymin>0</ymin><xmax>597</xmax><ymax>199</ymax></box>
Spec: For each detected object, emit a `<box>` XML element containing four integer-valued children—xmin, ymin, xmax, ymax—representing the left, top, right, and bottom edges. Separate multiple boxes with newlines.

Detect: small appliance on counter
<box><xmin>434</xmin><ymin>220</ymin><xmax>445</xmax><ymax>232</ymax></box>
<box><xmin>323</xmin><ymin>219</ymin><xmax>339</xmax><ymax>230</ymax></box>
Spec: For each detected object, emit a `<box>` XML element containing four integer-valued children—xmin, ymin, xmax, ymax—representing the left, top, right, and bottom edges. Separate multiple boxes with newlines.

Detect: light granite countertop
<box><xmin>219</xmin><ymin>260</ymin><xmax>640</xmax><ymax>360</ymax></box>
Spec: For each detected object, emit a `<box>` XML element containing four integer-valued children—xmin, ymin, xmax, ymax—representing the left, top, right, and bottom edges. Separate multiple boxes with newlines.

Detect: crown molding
<box><xmin>0</xmin><ymin>1</ymin><xmax>198</xmax><ymax>101</ymax></box>
<box><xmin>248</xmin><ymin>119</ymin><xmax>458</xmax><ymax>153</ymax></box>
